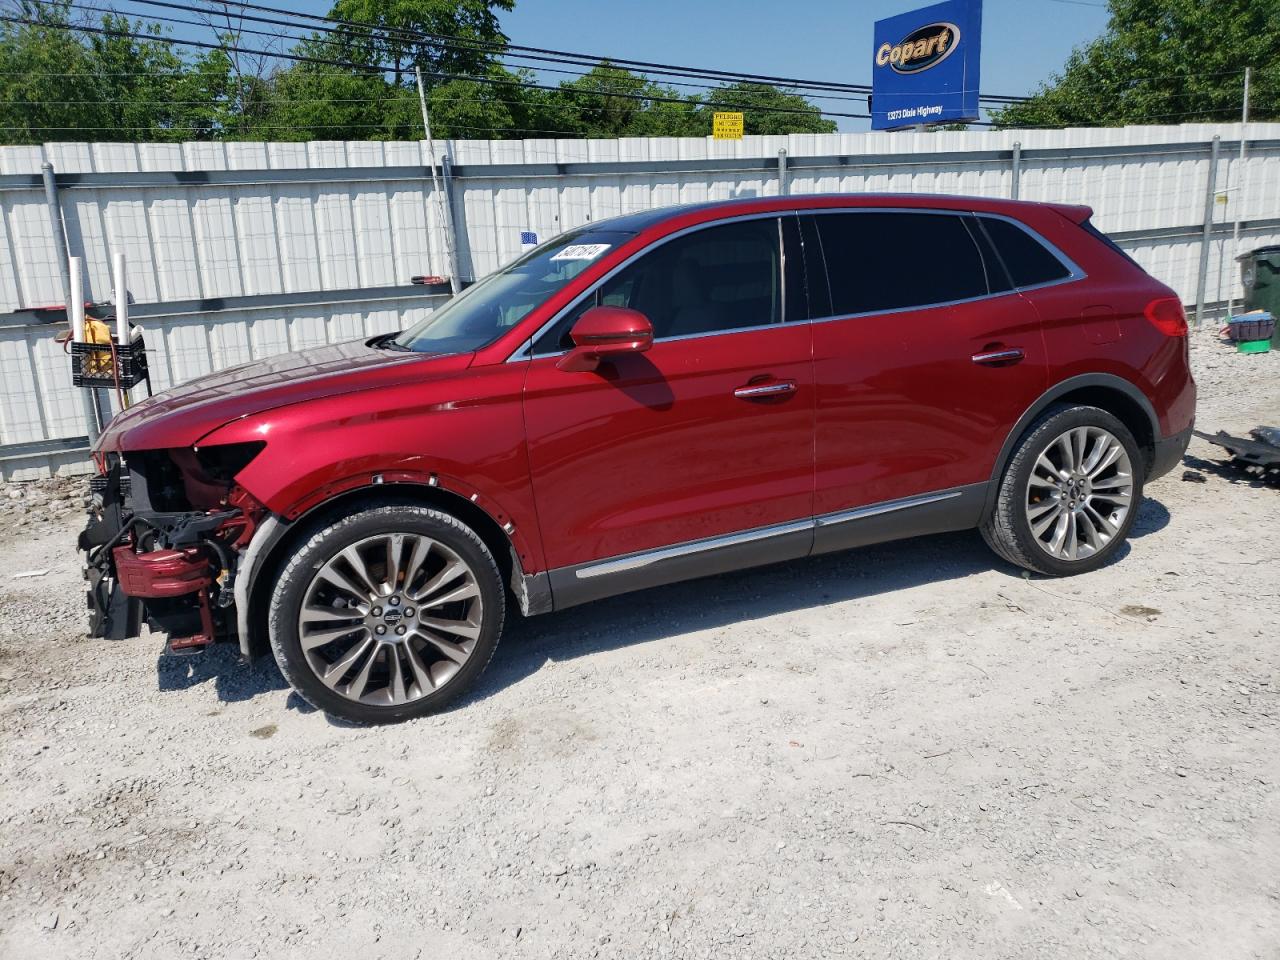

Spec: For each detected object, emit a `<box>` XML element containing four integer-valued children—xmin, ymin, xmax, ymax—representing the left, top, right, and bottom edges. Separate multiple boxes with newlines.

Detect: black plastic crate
<box><xmin>71</xmin><ymin>336</ymin><xmax>150</xmax><ymax>390</ymax></box>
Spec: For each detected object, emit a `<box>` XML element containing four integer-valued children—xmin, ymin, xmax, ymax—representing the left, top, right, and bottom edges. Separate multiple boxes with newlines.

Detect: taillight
<box><xmin>1144</xmin><ymin>297</ymin><xmax>1187</xmax><ymax>337</ymax></box>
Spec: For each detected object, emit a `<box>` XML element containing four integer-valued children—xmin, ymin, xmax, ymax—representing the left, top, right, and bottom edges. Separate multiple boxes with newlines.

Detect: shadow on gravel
<box><xmin>154</xmin><ymin>496</ymin><xmax>1175</xmax><ymax>717</ymax></box>
<box><xmin>1129</xmin><ymin>496</ymin><xmax>1171</xmax><ymax>538</ymax></box>
<box><xmin>469</xmin><ymin>496</ymin><xmax>1173</xmax><ymax>707</ymax></box>
<box><xmin>155</xmin><ymin>638</ymin><xmax>372</xmax><ymax>725</ymax></box>
<box><xmin>156</xmin><ymin>642</ymin><xmax>289</xmax><ymax>702</ymax></box>
<box><xmin>1182</xmin><ymin>453</ymin><xmax>1280</xmax><ymax>488</ymax></box>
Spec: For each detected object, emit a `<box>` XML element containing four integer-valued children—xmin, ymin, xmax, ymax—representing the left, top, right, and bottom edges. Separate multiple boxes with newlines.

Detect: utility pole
<box><xmin>415</xmin><ymin>64</ymin><xmax>461</xmax><ymax>295</ymax></box>
<box><xmin>1228</xmin><ymin>66</ymin><xmax>1251</xmax><ymax>317</ymax></box>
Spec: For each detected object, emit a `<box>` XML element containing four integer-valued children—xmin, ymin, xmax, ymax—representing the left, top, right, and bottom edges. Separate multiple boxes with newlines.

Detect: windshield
<box><xmin>392</xmin><ymin>229</ymin><xmax>635</xmax><ymax>353</ymax></box>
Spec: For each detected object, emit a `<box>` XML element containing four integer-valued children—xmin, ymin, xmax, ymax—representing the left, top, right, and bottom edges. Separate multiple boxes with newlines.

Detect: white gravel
<box><xmin>1</xmin><ymin>326</ymin><xmax>1278</xmax><ymax>959</ymax></box>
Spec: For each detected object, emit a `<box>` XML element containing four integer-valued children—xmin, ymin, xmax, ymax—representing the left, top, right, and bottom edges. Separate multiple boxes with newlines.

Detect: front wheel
<box><xmin>267</xmin><ymin>503</ymin><xmax>505</xmax><ymax>724</ymax></box>
<box><xmin>982</xmin><ymin>404</ymin><xmax>1144</xmax><ymax>576</ymax></box>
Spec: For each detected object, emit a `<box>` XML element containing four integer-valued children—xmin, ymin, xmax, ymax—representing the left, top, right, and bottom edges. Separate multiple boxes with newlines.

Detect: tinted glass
<box><xmin>979</xmin><ymin>217</ymin><xmax>1072</xmax><ymax>288</ymax></box>
<box><xmin>799</xmin><ymin>213</ymin><xmax>832</xmax><ymax>318</ymax></box>
<box><xmin>781</xmin><ymin>215</ymin><xmax>811</xmax><ymax>322</ymax></box>
<box><xmin>394</xmin><ymin>229</ymin><xmax>633</xmax><ymax>353</ymax></box>
<box><xmin>532</xmin><ymin>217</ymin><xmax>781</xmax><ymax>353</ymax></box>
<box><xmin>813</xmin><ymin>212</ymin><xmax>988</xmax><ymax>315</ymax></box>
<box><xmin>963</xmin><ymin>214</ymin><xmax>1014</xmax><ymax>294</ymax></box>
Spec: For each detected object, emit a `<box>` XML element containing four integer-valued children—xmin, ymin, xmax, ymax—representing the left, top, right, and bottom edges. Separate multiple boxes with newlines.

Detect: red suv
<box><xmin>82</xmin><ymin>195</ymin><xmax>1195</xmax><ymax>723</ymax></box>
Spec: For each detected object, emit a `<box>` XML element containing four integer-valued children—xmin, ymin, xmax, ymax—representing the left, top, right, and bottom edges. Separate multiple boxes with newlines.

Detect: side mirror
<box><xmin>557</xmin><ymin>306</ymin><xmax>654</xmax><ymax>372</ymax></box>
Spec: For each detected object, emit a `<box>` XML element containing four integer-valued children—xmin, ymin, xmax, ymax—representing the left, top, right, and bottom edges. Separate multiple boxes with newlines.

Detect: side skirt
<box><xmin>546</xmin><ymin>482</ymin><xmax>989</xmax><ymax>611</ymax></box>
<box><xmin>811</xmin><ymin>482</ymin><xmax>988</xmax><ymax>557</ymax></box>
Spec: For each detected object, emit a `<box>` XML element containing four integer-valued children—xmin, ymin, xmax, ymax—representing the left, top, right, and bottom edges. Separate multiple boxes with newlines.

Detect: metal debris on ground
<box><xmin>1193</xmin><ymin>426</ymin><xmax>1280</xmax><ymax>482</ymax></box>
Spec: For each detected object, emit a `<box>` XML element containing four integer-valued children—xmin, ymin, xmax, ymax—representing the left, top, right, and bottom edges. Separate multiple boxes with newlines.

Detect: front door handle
<box><xmin>971</xmin><ymin>347</ymin><xmax>1025</xmax><ymax>366</ymax></box>
<box><xmin>734</xmin><ymin>379</ymin><xmax>797</xmax><ymax>400</ymax></box>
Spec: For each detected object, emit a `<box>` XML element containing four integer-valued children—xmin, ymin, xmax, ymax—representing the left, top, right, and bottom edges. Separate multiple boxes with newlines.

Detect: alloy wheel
<box><xmin>296</xmin><ymin>533</ymin><xmax>485</xmax><ymax>706</ymax></box>
<box><xmin>1024</xmin><ymin>425</ymin><xmax>1134</xmax><ymax>562</ymax></box>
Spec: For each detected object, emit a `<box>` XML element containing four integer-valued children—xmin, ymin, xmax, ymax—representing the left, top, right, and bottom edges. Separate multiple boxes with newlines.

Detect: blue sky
<box><xmin>193</xmin><ymin>0</ymin><xmax>1112</xmax><ymax>131</ymax></box>
<box><xmin>502</xmin><ymin>0</ymin><xmax>1111</xmax><ymax>129</ymax></box>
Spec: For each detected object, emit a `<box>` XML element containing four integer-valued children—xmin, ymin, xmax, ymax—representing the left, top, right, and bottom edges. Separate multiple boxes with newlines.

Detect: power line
<box><xmin>55</xmin><ymin>0</ymin><xmax>877</xmax><ymax>107</ymax></box>
<box><xmin>1</xmin><ymin>14</ymin><xmax>875</xmax><ymax>122</ymax></box>
<box><xmin>116</xmin><ymin>0</ymin><xmax>1029</xmax><ymax>104</ymax></box>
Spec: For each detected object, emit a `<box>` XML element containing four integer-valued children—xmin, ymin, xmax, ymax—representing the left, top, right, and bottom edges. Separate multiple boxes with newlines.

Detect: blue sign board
<box><xmin>870</xmin><ymin>0</ymin><xmax>983</xmax><ymax>131</ymax></box>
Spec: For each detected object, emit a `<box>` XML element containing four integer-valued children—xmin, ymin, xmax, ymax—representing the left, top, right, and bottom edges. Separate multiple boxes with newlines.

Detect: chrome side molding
<box><xmin>814</xmin><ymin>489</ymin><xmax>963</xmax><ymax>528</ymax></box>
<box><xmin>573</xmin><ymin>487</ymin><xmax>966</xmax><ymax>581</ymax></box>
<box><xmin>576</xmin><ymin>518</ymin><xmax>812</xmax><ymax>580</ymax></box>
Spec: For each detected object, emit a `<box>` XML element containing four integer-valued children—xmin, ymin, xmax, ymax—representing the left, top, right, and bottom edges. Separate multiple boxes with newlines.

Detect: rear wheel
<box><xmin>982</xmin><ymin>404</ymin><xmax>1143</xmax><ymax>576</ymax></box>
<box><xmin>268</xmin><ymin>503</ymin><xmax>504</xmax><ymax>723</ymax></box>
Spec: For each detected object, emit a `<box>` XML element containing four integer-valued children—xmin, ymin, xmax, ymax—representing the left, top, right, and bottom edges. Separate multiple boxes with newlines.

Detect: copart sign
<box><xmin>870</xmin><ymin>0</ymin><xmax>982</xmax><ymax>130</ymax></box>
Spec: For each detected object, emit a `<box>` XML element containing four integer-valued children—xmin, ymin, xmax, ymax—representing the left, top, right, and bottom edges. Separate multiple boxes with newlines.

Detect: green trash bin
<box><xmin>1237</xmin><ymin>245</ymin><xmax>1280</xmax><ymax>345</ymax></box>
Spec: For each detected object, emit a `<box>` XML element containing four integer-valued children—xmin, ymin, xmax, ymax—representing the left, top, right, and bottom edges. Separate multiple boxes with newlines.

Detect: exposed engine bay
<box><xmin>80</xmin><ymin>444</ymin><xmax>265</xmax><ymax>654</ymax></box>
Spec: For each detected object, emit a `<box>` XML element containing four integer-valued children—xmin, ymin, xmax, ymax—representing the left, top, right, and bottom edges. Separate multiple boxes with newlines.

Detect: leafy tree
<box><xmin>323</xmin><ymin>0</ymin><xmax>512</xmax><ymax>86</ymax></box>
<box><xmin>0</xmin><ymin>1</ymin><xmax>237</xmax><ymax>143</ymax></box>
<box><xmin>996</xmin><ymin>0</ymin><xmax>1278</xmax><ymax>128</ymax></box>
<box><xmin>423</xmin><ymin>66</ymin><xmax>547</xmax><ymax>138</ymax></box>
<box><xmin>0</xmin><ymin>0</ymin><xmax>842</xmax><ymax>142</ymax></box>
<box><xmin>544</xmin><ymin>63</ymin><xmax>699</xmax><ymax>138</ymax></box>
<box><xmin>695</xmin><ymin>82</ymin><xmax>837</xmax><ymax>136</ymax></box>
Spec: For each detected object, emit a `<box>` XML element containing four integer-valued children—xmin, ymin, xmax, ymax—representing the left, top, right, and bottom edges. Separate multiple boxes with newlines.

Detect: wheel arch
<box><xmin>984</xmin><ymin>374</ymin><xmax>1158</xmax><ymax>520</ymax></box>
<box><xmin>236</xmin><ymin>481</ymin><xmax>551</xmax><ymax>659</ymax></box>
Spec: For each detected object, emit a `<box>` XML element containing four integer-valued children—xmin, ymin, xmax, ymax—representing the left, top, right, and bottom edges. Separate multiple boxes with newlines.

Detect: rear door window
<box><xmin>811</xmin><ymin>211</ymin><xmax>988</xmax><ymax>316</ymax></box>
<box><xmin>978</xmin><ymin>217</ymin><xmax>1073</xmax><ymax>288</ymax></box>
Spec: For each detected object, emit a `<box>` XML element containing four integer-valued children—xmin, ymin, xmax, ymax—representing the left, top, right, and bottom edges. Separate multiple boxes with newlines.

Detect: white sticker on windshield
<box><xmin>550</xmin><ymin>243</ymin><xmax>611</xmax><ymax>262</ymax></box>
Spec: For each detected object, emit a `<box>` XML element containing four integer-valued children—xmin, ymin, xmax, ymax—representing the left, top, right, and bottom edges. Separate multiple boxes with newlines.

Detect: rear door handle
<box><xmin>971</xmin><ymin>347</ymin><xmax>1025</xmax><ymax>366</ymax></box>
<box><xmin>734</xmin><ymin>379</ymin><xmax>797</xmax><ymax>400</ymax></box>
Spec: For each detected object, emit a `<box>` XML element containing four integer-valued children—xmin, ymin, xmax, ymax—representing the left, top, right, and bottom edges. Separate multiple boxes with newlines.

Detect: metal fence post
<box><xmin>1194</xmin><ymin>135</ymin><xmax>1221</xmax><ymax>328</ymax></box>
<box><xmin>41</xmin><ymin>164</ymin><xmax>71</xmax><ymax>310</ymax></box>
<box><xmin>415</xmin><ymin>65</ymin><xmax>461</xmax><ymax>296</ymax></box>
<box><xmin>777</xmin><ymin>148</ymin><xmax>789</xmax><ymax>196</ymax></box>
<box><xmin>42</xmin><ymin>162</ymin><xmax>102</xmax><ymax>441</ymax></box>
<box><xmin>441</xmin><ymin>153</ymin><xmax>467</xmax><ymax>284</ymax></box>
<box><xmin>1010</xmin><ymin>141</ymin><xmax>1022</xmax><ymax>200</ymax></box>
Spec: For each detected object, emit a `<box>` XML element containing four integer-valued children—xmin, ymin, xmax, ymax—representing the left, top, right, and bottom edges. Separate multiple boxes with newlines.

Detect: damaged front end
<box><xmin>80</xmin><ymin>443</ymin><xmax>267</xmax><ymax>655</ymax></box>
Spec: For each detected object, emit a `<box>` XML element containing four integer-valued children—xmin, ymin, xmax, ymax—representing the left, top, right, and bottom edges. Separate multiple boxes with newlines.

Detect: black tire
<box><xmin>981</xmin><ymin>403</ymin><xmax>1144</xmax><ymax>577</ymax></box>
<box><xmin>268</xmin><ymin>502</ymin><xmax>505</xmax><ymax>724</ymax></box>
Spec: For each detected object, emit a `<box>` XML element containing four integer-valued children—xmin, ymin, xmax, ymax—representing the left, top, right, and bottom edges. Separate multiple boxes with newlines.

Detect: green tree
<box><xmin>695</xmin><ymin>82</ymin><xmax>836</xmax><ymax>136</ymax></box>
<box><xmin>996</xmin><ymin>0</ymin><xmax>1278</xmax><ymax>128</ymax></box>
<box><xmin>423</xmin><ymin>66</ymin><xmax>550</xmax><ymax>138</ymax></box>
<box><xmin>544</xmin><ymin>63</ymin><xmax>699</xmax><ymax>138</ymax></box>
<box><xmin>323</xmin><ymin>0</ymin><xmax>512</xmax><ymax>86</ymax></box>
<box><xmin>0</xmin><ymin>1</ymin><xmax>238</xmax><ymax>143</ymax></box>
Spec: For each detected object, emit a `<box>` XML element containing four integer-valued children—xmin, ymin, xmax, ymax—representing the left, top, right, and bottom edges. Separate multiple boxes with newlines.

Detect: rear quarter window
<box><xmin>978</xmin><ymin>217</ymin><xmax>1072</xmax><ymax>288</ymax></box>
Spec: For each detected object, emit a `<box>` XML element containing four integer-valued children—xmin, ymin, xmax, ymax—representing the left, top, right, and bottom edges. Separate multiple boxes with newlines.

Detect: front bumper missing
<box><xmin>81</xmin><ymin>458</ymin><xmax>246</xmax><ymax>653</ymax></box>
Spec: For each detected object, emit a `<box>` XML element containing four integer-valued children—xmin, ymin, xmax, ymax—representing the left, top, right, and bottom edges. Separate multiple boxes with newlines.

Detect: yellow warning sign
<box><xmin>713</xmin><ymin>112</ymin><xmax>744</xmax><ymax>140</ymax></box>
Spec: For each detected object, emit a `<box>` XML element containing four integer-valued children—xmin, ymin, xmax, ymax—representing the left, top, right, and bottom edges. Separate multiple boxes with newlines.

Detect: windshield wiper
<box><xmin>369</xmin><ymin>332</ymin><xmax>412</xmax><ymax>351</ymax></box>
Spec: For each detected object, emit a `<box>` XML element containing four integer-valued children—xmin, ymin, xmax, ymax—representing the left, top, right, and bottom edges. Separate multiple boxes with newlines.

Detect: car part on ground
<box><xmin>1193</xmin><ymin>426</ymin><xmax>1280</xmax><ymax>483</ymax></box>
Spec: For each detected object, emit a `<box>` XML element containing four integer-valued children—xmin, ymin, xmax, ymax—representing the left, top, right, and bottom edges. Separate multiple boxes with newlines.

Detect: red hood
<box><xmin>96</xmin><ymin>340</ymin><xmax>473</xmax><ymax>453</ymax></box>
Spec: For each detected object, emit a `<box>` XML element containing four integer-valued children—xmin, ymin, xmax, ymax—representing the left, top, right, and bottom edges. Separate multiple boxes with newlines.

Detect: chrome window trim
<box><xmin>506</xmin><ymin>205</ymin><xmax>1086</xmax><ymax>362</ymax></box>
<box><xmin>571</xmin><ymin>486</ymin><xmax>964</xmax><ymax>580</ymax></box>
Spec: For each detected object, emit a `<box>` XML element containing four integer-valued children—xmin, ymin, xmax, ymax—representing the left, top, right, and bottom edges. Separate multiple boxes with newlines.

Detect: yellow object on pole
<box><xmin>713</xmin><ymin>112</ymin><xmax>744</xmax><ymax>140</ymax></box>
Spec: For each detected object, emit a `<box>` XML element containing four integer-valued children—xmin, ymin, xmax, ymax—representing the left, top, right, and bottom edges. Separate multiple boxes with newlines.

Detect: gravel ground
<box><xmin>1</xmin><ymin>327</ymin><xmax>1278</xmax><ymax>960</ymax></box>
